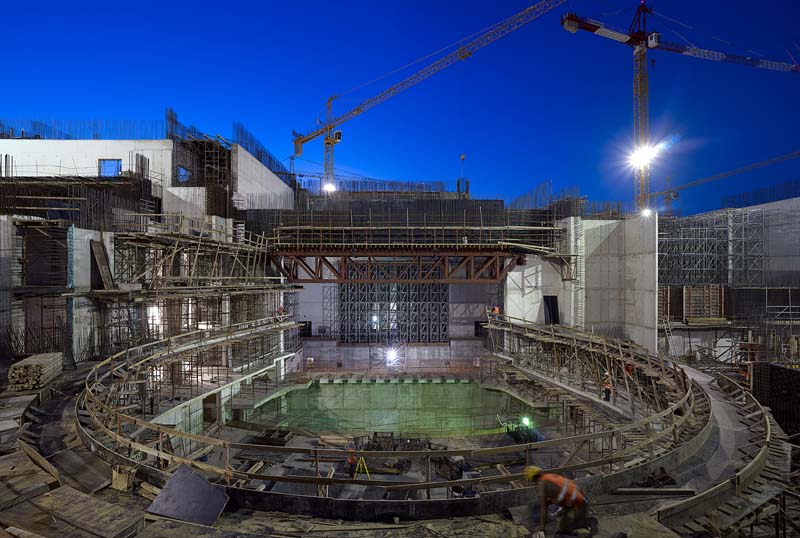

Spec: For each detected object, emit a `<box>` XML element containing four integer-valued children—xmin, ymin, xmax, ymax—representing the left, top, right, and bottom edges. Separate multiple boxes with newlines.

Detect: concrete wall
<box><xmin>622</xmin><ymin>216</ymin><xmax>658</xmax><ymax>353</ymax></box>
<box><xmin>0</xmin><ymin>217</ymin><xmax>13</xmax><ymax>357</ymax></box>
<box><xmin>162</xmin><ymin>187</ymin><xmax>206</xmax><ymax>218</ymax></box>
<box><xmin>296</xmin><ymin>282</ymin><xmax>326</xmax><ymax>336</ymax></box>
<box><xmin>69</xmin><ymin>226</ymin><xmax>114</xmax><ymax>360</ymax></box>
<box><xmin>0</xmin><ymin>139</ymin><xmax>173</xmax><ymax>188</ymax></box>
<box><xmin>449</xmin><ymin>284</ymin><xmax>492</xmax><ymax>338</ymax></box>
<box><xmin>232</xmin><ymin>146</ymin><xmax>294</xmax><ymax>209</ymax></box>
<box><xmin>584</xmin><ymin>216</ymin><xmax>658</xmax><ymax>353</ymax></box>
<box><xmin>504</xmin><ymin>254</ymin><xmax>573</xmax><ymax>325</ymax></box>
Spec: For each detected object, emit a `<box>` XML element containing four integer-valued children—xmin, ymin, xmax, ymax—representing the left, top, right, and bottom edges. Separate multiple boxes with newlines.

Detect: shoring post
<box><xmin>225</xmin><ymin>445</ymin><xmax>231</xmax><ymax>485</ymax></box>
<box><xmin>426</xmin><ymin>456</ymin><xmax>431</xmax><ymax>500</ymax></box>
<box><xmin>315</xmin><ymin>450</ymin><xmax>322</xmax><ymax>497</ymax></box>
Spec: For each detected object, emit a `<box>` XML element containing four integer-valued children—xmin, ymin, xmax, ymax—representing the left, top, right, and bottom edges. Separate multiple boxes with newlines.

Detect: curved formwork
<box><xmin>77</xmin><ymin>313</ymin><xmax>780</xmax><ymax>522</ymax></box>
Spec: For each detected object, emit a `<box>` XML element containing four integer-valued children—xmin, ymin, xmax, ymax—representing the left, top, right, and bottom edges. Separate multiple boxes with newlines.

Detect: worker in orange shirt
<box><xmin>524</xmin><ymin>466</ymin><xmax>596</xmax><ymax>536</ymax></box>
<box><xmin>346</xmin><ymin>449</ymin><xmax>358</xmax><ymax>478</ymax></box>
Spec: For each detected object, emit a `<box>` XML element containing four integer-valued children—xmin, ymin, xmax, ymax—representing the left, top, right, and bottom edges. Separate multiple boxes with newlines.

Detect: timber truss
<box><xmin>269</xmin><ymin>251</ymin><xmax>526</xmax><ymax>284</ymax></box>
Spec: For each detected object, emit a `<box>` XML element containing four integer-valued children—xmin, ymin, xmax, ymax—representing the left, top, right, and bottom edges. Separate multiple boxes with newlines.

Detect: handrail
<box><xmin>79</xmin><ymin>314</ymin><xmax>705</xmax><ymax>494</ymax></box>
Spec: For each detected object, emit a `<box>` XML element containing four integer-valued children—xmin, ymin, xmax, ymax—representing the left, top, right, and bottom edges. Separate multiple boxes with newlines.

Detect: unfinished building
<box><xmin>0</xmin><ymin>113</ymin><xmax>797</xmax><ymax>538</ymax></box>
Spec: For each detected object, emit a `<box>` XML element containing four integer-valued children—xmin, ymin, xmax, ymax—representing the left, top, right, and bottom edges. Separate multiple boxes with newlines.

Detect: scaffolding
<box><xmin>659</xmin><ymin>207</ymin><xmax>766</xmax><ymax>287</ymax></box>
<box><xmin>338</xmin><ymin>263</ymin><xmax>449</xmax><ymax>345</ymax></box>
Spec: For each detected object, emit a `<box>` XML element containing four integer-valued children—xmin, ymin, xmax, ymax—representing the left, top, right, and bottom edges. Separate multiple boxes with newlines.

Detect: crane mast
<box><xmin>630</xmin><ymin>4</ymin><xmax>651</xmax><ymax>210</ymax></box>
<box><xmin>293</xmin><ymin>0</ymin><xmax>567</xmax><ymax>186</ymax></box>
<box><xmin>562</xmin><ymin>2</ymin><xmax>799</xmax><ymax>210</ymax></box>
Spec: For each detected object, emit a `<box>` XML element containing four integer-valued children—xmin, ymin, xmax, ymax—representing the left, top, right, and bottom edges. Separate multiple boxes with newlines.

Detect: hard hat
<box><xmin>524</xmin><ymin>466</ymin><xmax>542</xmax><ymax>481</ymax></box>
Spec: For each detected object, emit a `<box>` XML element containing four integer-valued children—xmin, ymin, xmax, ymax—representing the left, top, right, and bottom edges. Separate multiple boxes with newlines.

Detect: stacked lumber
<box><xmin>7</xmin><ymin>353</ymin><xmax>62</xmax><ymax>391</ymax></box>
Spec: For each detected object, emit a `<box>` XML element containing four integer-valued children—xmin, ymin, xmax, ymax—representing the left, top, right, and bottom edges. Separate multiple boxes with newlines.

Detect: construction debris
<box><xmin>0</xmin><ymin>485</ymin><xmax>143</xmax><ymax>538</ymax></box>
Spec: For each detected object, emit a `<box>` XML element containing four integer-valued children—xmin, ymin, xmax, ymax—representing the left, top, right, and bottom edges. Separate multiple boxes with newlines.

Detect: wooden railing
<box><xmin>78</xmin><ymin>316</ymin><xmax>708</xmax><ymax>497</ymax></box>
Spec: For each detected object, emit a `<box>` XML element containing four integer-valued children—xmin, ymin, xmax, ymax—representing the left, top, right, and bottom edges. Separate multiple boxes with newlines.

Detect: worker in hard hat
<box><xmin>524</xmin><ymin>466</ymin><xmax>596</xmax><ymax>536</ymax></box>
<box><xmin>602</xmin><ymin>371</ymin><xmax>612</xmax><ymax>402</ymax></box>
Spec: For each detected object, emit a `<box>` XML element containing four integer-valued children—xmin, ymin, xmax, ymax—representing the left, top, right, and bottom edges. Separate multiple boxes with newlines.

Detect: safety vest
<box><xmin>541</xmin><ymin>473</ymin><xmax>584</xmax><ymax>508</ymax></box>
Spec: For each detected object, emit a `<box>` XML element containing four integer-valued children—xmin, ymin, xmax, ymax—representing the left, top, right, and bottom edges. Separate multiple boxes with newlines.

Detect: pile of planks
<box><xmin>7</xmin><ymin>353</ymin><xmax>62</xmax><ymax>391</ymax></box>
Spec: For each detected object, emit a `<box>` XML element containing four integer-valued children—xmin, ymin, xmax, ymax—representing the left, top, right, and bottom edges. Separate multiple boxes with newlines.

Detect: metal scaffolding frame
<box><xmin>338</xmin><ymin>262</ymin><xmax>449</xmax><ymax>344</ymax></box>
<box><xmin>659</xmin><ymin>208</ymin><xmax>765</xmax><ymax>288</ymax></box>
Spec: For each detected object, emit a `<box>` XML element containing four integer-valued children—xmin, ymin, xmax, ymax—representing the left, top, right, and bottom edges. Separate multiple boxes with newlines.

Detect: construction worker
<box><xmin>524</xmin><ymin>466</ymin><xmax>596</xmax><ymax>536</ymax></box>
<box><xmin>491</xmin><ymin>305</ymin><xmax>502</xmax><ymax>320</ymax></box>
<box><xmin>346</xmin><ymin>449</ymin><xmax>358</xmax><ymax>478</ymax></box>
<box><xmin>602</xmin><ymin>371</ymin><xmax>612</xmax><ymax>402</ymax></box>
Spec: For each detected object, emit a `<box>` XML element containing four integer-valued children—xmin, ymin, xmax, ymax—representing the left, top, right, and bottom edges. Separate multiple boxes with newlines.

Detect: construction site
<box><xmin>0</xmin><ymin>1</ymin><xmax>798</xmax><ymax>537</ymax></box>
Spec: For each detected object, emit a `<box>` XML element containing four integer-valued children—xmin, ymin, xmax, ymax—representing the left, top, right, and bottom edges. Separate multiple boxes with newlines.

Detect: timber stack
<box><xmin>7</xmin><ymin>353</ymin><xmax>63</xmax><ymax>391</ymax></box>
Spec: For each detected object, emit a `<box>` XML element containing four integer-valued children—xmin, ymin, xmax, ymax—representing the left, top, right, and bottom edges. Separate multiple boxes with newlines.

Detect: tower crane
<box><xmin>292</xmin><ymin>0</ymin><xmax>567</xmax><ymax>186</ymax></box>
<box><xmin>562</xmin><ymin>2</ymin><xmax>800</xmax><ymax>210</ymax></box>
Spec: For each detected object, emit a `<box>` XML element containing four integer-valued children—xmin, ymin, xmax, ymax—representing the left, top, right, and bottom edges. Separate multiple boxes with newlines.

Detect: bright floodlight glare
<box><xmin>521</xmin><ymin>416</ymin><xmax>531</xmax><ymax>427</ymax></box>
<box><xmin>386</xmin><ymin>348</ymin><xmax>398</xmax><ymax>363</ymax></box>
<box><xmin>322</xmin><ymin>183</ymin><xmax>336</xmax><ymax>193</ymax></box>
<box><xmin>628</xmin><ymin>144</ymin><xmax>660</xmax><ymax>169</ymax></box>
<box><xmin>372</xmin><ymin>315</ymin><xmax>379</xmax><ymax>323</ymax></box>
<box><xmin>641</xmin><ymin>208</ymin><xmax>653</xmax><ymax>217</ymax></box>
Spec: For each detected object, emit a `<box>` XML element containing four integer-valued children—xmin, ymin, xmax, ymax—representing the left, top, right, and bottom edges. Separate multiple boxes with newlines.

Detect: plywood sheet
<box><xmin>146</xmin><ymin>464</ymin><xmax>228</xmax><ymax>527</ymax></box>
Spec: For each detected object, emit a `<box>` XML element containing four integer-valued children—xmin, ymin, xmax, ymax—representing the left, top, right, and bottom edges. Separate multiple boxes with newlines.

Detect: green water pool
<box><xmin>245</xmin><ymin>381</ymin><xmax>538</xmax><ymax>436</ymax></box>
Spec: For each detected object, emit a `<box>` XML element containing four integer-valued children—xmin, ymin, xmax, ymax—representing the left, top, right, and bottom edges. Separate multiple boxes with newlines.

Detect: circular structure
<box><xmin>76</xmin><ymin>314</ymin><xmax>738</xmax><ymax>523</ymax></box>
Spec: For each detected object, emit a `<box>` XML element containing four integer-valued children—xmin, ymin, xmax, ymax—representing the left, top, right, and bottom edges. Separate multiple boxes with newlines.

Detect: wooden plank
<box><xmin>4</xmin><ymin>528</ymin><xmax>47</xmax><ymax>538</ymax></box>
<box><xmin>0</xmin><ymin>486</ymin><xmax>143</xmax><ymax>538</ymax></box>
<box><xmin>90</xmin><ymin>240</ymin><xmax>115</xmax><ymax>290</ymax></box>
<box><xmin>17</xmin><ymin>442</ymin><xmax>61</xmax><ymax>486</ymax></box>
<box><xmin>46</xmin><ymin>446</ymin><xmax>110</xmax><ymax>494</ymax></box>
<box><xmin>0</xmin><ymin>451</ymin><xmax>59</xmax><ymax>511</ymax></box>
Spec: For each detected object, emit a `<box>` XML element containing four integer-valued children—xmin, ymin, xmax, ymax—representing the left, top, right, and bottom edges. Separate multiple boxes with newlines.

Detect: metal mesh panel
<box><xmin>338</xmin><ymin>263</ymin><xmax>448</xmax><ymax>344</ymax></box>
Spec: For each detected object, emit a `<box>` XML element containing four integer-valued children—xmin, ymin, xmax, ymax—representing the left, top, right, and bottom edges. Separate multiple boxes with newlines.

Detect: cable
<box><xmin>650</xmin><ymin>8</ymin><xmax>768</xmax><ymax>58</ymax></box>
<box><xmin>335</xmin><ymin>9</ymin><xmax>513</xmax><ymax>99</ymax></box>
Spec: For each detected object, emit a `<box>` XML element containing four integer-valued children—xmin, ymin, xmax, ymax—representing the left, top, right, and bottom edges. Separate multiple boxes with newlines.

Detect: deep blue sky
<box><xmin>4</xmin><ymin>0</ymin><xmax>798</xmax><ymax>213</ymax></box>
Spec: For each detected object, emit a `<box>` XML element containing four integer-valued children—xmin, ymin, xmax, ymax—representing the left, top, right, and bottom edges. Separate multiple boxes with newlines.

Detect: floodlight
<box><xmin>629</xmin><ymin>144</ymin><xmax>660</xmax><ymax>169</ymax></box>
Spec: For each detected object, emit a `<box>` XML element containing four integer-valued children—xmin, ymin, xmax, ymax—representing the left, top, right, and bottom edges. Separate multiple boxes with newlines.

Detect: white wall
<box><xmin>622</xmin><ymin>216</ymin><xmax>658</xmax><ymax>353</ymax></box>
<box><xmin>504</xmin><ymin>254</ymin><xmax>573</xmax><ymax>325</ymax></box>
<box><xmin>296</xmin><ymin>282</ymin><xmax>326</xmax><ymax>336</ymax></box>
<box><xmin>584</xmin><ymin>217</ymin><xmax>658</xmax><ymax>354</ymax></box>
<box><xmin>232</xmin><ymin>146</ymin><xmax>294</xmax><ymax>209</ymax></box>
<box><xmin>0</xmin><ymin>139</ymin><xmax>173</xmax><ymax>189</ymax></box>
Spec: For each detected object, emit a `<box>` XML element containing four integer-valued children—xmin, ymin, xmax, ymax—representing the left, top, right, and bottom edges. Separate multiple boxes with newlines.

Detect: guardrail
<box><xmin>655</xmin><ymin>373</ymin><xmax>772</xmax><ymax>524</ymax></box>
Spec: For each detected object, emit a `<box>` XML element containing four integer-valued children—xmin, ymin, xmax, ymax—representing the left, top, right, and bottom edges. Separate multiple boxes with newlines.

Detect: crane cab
<box><xmin>648</xmin><ymin>32</ymin><xmax>661</xmax><ymax>49</ymax></box>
